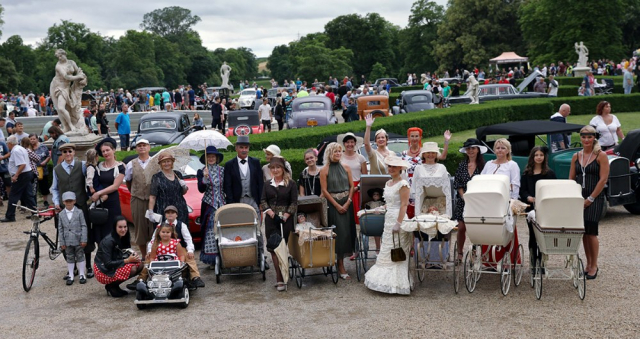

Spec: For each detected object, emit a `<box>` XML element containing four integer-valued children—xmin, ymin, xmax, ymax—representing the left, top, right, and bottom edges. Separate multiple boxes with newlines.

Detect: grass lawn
<box><xmin>423</xmin><ymin>111</ymin><xmax>640</xmax><ymax>145</ymax></box>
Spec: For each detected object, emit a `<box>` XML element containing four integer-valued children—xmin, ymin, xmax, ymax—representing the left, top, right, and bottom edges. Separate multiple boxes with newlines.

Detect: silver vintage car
<box><xmin>287</xmin><ymin>96</ymin><xmax>337</xmax><ymax>129</ymax></box>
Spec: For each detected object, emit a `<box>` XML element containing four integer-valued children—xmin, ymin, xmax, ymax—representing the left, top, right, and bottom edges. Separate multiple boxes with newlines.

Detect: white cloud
<box><xmin>1</xmin><ymin>0</ymin><xmax>448</xmax><ymax>56</ymax></box>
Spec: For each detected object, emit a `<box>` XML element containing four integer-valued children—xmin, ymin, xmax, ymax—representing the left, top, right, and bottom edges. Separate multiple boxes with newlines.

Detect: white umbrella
<box><xmin>178</xmin><ymin>130</ymin><xmax>233</xmax><ymax>151</ymax></box>
<box><xmin>144</xmin><ymin>146</ymin><xmax>193</xmax><ymax>184</ymax></box>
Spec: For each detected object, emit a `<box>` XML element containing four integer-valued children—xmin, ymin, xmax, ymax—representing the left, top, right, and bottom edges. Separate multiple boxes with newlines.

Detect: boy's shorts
<box><xmin>64</xmin><ymin>245</ymin><xmax>85</xmax><ymax>264</ymax></box>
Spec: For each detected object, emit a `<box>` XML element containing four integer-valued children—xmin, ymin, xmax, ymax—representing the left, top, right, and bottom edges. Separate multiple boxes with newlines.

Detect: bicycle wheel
<box><xmin>23</xmin><ymin>237</ymin><xmax>40</xmax><ymax>292</ymax></box>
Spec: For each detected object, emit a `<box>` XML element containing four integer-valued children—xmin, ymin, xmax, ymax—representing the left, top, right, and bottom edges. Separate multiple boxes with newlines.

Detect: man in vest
<box><xmin>124</xmin><ymin>138</ymin><xmax>153</xmax><ymax>259</ymax></box>
<box><xmin>1</xmin><ymin>135</ymin><xmax>36</xmax><ymax>222</ymax></box>
<box><xmin>223</xmin><ymin>135</ymin><xmax>267</xmax><ymax>268</ymax></box>
<box><xmin>50</xmin><ymin>143</ymin><xmax>94</xmax><ymax>279</ymax></box>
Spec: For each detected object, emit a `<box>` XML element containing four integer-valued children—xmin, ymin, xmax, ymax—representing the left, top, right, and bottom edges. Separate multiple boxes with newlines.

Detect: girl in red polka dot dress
<box><xmin>149</xmin><ymin>224</ymin><xmax>186</xmax><ymax>262</ymax></box>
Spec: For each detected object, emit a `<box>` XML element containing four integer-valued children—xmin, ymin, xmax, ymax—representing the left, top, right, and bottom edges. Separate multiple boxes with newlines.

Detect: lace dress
<box><xmin>364</xmin><ymin>180</ymin><xmax>412</xmax><ymax>295</ymax></box>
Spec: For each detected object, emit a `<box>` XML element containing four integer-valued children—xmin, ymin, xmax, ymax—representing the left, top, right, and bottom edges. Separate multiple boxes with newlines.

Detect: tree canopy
<box><xmin>140</xmin><ymin>6</ymin><xmax>201</xmax><ymax>39</ymax></box>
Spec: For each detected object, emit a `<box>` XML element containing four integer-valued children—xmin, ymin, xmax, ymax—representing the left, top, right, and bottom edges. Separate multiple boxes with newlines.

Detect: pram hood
<box><xmin>463</xmin><ymin>175</ymin><xmax>510</xmax><ymax>219</ymax></box>
<box><xmin>535</xmin><ymin>180</ymin><xmax>584</xmax><ymax>230</ymax></box>
<box><xmin>215</xmin><ymin>203</ymin><xmax>258</xmax><ymax>227</ymax></box>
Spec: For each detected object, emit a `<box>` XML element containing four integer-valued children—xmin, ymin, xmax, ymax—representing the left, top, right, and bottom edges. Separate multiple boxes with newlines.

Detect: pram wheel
<box><xmin>573</xmin><ymin>256</ymin><xmax>586</xmax><ymax>300</ymax></box>
<box><xmin>464</xmin><ymin>249</ymin><xmax>478</xmax><ymax>293</ymax></box>
<box><xmin>500</xmin><ymin>251</ymin><xmax>512</xmax><ymax>296</ymax></box>
<box><xmin>354</xmin><ymin>238</ymin><xmax>363</xmax><ymax>282</ymax></box>
<box><xmin>215</xmin><ymin>256</ymin><xmax>221</xmax><ymax>284</ymax></box>
<box><xmin>534</xmin><ymin>258</ymin><xmax>543</xmax><ymax>300</ymax></box>
<box><xmin>513</xmin><ymin>244</ymin><xmax>524</xmax><ymax>287</ymax></box>
<box><xmin>261</xmin><ymin>256</ymin><xmax>266</xmax><ymax>281</ymax></box>
<box><xmin>529</xmin><ymin>248</ymin><xmax>536</xmax><ymax>288</ymax></box>
<box><xmin>295</xmin><ymin>265</ymin><xmax>303</xmax><ymax>288</ymax></box>
<box><xmin>414</xmin><ymin>240</ymin><xmax>425</xmax><ymax>282</ymax></box>
<box><xmin>288</xmin><ymin>257</ymin><xmax>295</xmax><ymax>280</ymax></box>
<box><xmin>453</xmin><ymin>242</ymin><xmax>461</xmax><ymax>294</ymax></box>
<box><xmin>329</xmin><ymin>265</ymin><xmax>339</xmax><ymax>284</ymax></box>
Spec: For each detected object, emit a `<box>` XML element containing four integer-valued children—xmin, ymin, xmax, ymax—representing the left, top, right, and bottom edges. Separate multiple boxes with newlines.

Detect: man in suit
<box><xmin>224</xmin><ymin>135</ymin><xmax>267</xmax><ymax>267</ymax></box>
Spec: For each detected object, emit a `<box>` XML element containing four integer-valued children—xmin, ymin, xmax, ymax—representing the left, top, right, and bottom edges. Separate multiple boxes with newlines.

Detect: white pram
<box><xmin>529</xmin><ymin>180</ymin><xmax>586</xmax><ymax>300</ymax></box>
<box><xmin>463</xmin><ymin>175</ymin><xmax>524</xmax><ymax>295</ymax></box>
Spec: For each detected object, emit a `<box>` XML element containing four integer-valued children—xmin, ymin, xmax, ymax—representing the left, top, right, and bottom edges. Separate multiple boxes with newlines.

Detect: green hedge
<box><xmin>549</xmin><ymin>93</ymin><xmax>640</xmax><ymax>116</ymax></box>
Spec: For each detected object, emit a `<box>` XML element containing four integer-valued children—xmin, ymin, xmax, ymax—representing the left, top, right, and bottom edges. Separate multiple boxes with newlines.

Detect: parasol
<box><xmin>178</xmin><ymin>130</ymin><xmax>232</xmax><ymax>151</ymax></box>
<box><xmin>144</xmin><ymin>146</ymin><xmax>192</xmax><ymax>184</ymax></box>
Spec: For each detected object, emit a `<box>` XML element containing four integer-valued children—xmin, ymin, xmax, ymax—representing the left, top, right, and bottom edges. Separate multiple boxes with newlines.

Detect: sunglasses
<box><xmin>62</xmin><ymin>150</ymin><xmax>74</xmax><ymax>154</ymax></box>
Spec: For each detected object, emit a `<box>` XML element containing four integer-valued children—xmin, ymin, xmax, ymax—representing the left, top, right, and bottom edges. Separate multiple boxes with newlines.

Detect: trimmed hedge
<box><xmin>548</xmin><ymin>93</ymin><xmax>640</xmax><ymax>116</ymax></box>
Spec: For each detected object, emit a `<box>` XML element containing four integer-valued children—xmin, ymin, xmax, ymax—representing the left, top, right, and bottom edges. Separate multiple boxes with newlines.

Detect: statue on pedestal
<box><xmin>220</xmin><ymin>61</ymin><xmax>232</xmax><ymax>89</ymax></box>
<box><xmin>574</xmin><ymin>41</ymin><xmax>589</xmax><ymax>68</ymax></box>
<box><xmin>49</xmin><ymin>49</ymin><xmax>88</xmax><ymax>135</ymax></box>
<box><xmin>467</xmin><ymin>75</ymin><xmax>480</xmax><ymax>104</ymax></box>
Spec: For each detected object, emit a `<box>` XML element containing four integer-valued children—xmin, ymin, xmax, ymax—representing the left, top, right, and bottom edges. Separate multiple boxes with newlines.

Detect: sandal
<box><xmin>276</xmin><ymin>282</ymin><xmax>287</xmax><ymax>291</ymax></box>
<box><xmin>340</xmin><ymin>273</ymin><xmax>351</xmax><ymax>280</ymax></box>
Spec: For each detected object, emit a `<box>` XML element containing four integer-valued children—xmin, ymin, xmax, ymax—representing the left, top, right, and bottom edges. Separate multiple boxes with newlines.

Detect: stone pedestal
<box><xmin>573</xmin><ymin>67</ymin><xmax>590</xmax><ymax>78</ymax></box>
<box><xmin>44</xmin><ymin>133</ymin><xmax>103</xmax><ymax>161</ymax></box>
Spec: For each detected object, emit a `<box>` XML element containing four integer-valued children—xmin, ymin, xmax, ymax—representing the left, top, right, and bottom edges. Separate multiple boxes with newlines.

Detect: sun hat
<box><xmin>420</xmin><ymin>142</ymin><xmax>441</xmax><ymax>158</ymax></box>
<box><xmin>338</xmin><ymin>132</ymin><xmax>364</xmax><ymax>149</ymax></box>
<box><xmin>263</xmin><ymin>144</ymin><xmax>281</xmax><ymax>157</ymax></box>
<box><xmin>383</xmin><ymin>155</ymin><xmax>408</xmax><ymax>168</ymax></box>
<box><xmin>200</xmin><ymin>145</ymin><xmax>224</xmax><ymax>164</ymax></box>
<box><xmin>157</xmin><ymin>151</ymin><xmax>175</xmax><ymax>164</ymax></box>
<box><xmin>236</xmin><ymin>135</ymin><xmax>250</xmax><ymax>145</ymax></box>
<box><xmin>59</xmin><ymin>143</ymin><xmax>76</xmax><ymax>151</ymax></box>
<box><xmin>459</xmin><ymin>138</ymin><xmax>488</xmax><ymax>154</ymax></box>
<box><xmin>268</xmin><ymin>156</ymin><xmax>289</xmax><ymax>173</ymax></box>
<box><xmin>62</xmin><ymin>191</ymin><xmax>76</xmax><ymax>201</ymax></box>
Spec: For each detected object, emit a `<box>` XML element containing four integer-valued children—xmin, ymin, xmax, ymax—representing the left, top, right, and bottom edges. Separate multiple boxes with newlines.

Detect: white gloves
<box><xmin>146</xmin><ymin>209</ymin><xmax>161</xmax><ymax>223</ymax></box>
<box><xmin>392</xmin><ymin>221</ymin><xmax>402</xmax><ymax>233</ymax></box>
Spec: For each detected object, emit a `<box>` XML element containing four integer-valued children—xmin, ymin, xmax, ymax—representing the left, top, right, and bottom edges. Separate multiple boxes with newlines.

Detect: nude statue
<box><xmin>220</xmin><ymin>61</ymin><xmax>232</xmax><ymax>88</ymax></box>
<box><xmin>467</xmin><ymin>75</ymin><xmax>480</xmax><ymax>104</ymax></box>
<box><xmin>49</xmin><ymin>49</ymin><xmax>88</xmax><ymax>135</ymax></box>
<box><xmin>575</xmin><ymin>41</ymin><xmax>589</xmax><ymax>68</ymax></box>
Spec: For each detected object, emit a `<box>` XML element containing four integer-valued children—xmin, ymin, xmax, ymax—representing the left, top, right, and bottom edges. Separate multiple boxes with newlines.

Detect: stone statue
<box><xmin>220</xmin><ymin>61</ymin><xmax>232</xmax><ymax>88</ymax></box>
<box><xmin>575</xmin><ymin>41</ymin><xmax>589</xmax><ymax>68</ymax></box>
<box><xmin>467</xmin><ymin>75</ymin><xmax>480</xmax><ymax>104</ymax></box>
<box><xmin>50</xmin><ymin>49</ymin><xmax>88</xmax><ymax>135</ymax></box>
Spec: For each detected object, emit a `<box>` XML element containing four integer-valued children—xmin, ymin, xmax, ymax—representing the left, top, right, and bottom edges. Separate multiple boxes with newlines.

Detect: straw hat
<box><xmin>157</xmin><ymin>151</ymin><xmax>175</xmax><ymax>164</ymax></box>
<box><xmin>459</xmin><ymin>138</ymin><xmax>488</xmax><ymax>154</ymax></box>
<box><xmin>383</xmin><ymin>155</ymin><xmax>408</xmax><ymax>168</ymax></box>
<box><xmin>420</xmin><ymin>142</ymin><xmax>441</xmax><ymax>158</ymax></box>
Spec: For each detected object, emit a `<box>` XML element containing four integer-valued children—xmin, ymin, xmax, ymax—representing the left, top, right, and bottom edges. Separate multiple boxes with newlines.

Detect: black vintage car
<box><xmin>392</xmin><ymin>90</ymin><xmax>435</xmax><ymax>114</ymax></box>
<box><xmin>225</xmin><ymin>110</ymin><xmax>264</xmax><ymax>137</ymax></box>
<box><xmin>131</xmin><ymin>112</ymin><xmax>198</xmax><ymax>147</ymax></box>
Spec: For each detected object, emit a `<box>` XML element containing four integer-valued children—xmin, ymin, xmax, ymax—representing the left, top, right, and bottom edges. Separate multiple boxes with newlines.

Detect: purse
<box><xmin>37</xmin><ymin>166</ymin><xmax>44</xmax><ymax>180</ymax></box>
<box><xmin>390</xmin><ymin>232</ymin><xmax>406</xmax><ymax>262</ymax></box>
<box><xmin>89</xmin><ymin>200</ymin><xmax>109</xmax><ymax>226</ymax></box>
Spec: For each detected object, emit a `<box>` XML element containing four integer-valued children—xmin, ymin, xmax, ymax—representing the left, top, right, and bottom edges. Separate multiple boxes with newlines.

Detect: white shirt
<box><xmin>258</xmin><ymin>104</ymin><xmax>272</xmax><ymax>120</ymax></box>
<box><xmin>238</xmin><ymin>156</ymin><xmax>249</xmax><ymax>176</ymax></box>
<box><xmin>65</xmin><ymin>207</ymin><xmax>76</xmax><ymax>221</ymax></box>
<box><xmin>590</xmin><ymin>115</ymin><xmax>621</xmax><ymax>147</ymax></box>
<box><xmin>481</xmin><ymin>160</ymin><xmax>521</xmax><ymax>199</ymax></box>
<box><xmin>147</xmin><ymin>220</ymin><xmax>195</xmax><ymax>254</ymax></box>
<box><xmin>8</xmin><ymin>145</ymin><xmax>31</xmax><ymax>175</ymax></box>
<box><xmin>124</xmin><ymin>157</ymin><xmax>151</xmax><ymax>182</ymax></box>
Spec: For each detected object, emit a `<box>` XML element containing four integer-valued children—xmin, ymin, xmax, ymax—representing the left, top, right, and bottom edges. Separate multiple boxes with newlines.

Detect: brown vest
<box><xmin>54</xmin><ymin>158</ymin><xmax>88</xmax><ymax>207</ymax></box>
<box><xmin>130</xmin><ymin>158</ymin><xmax>150</xmax><ymax>200</ymax></box>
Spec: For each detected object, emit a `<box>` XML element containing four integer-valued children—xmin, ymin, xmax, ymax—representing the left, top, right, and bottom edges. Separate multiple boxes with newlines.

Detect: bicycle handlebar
<box><xmin>12</xmin><ymin>204</ymin><xmax>56</xmax><ymax>215</ymax></box>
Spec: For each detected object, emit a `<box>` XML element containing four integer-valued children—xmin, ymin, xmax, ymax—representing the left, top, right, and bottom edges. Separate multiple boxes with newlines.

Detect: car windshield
<box><xmin>297</xmin><ymin>102</ymin><xmax>326</xmax><ymax>110</ymax></box>
<box><xmin>407</xmin><ymin>95</ymin><xmax>431</xmax><ymax>103</ymax></box>
<box><xmin>228</xmin><ymin>112</ymin><xmax>260</xmax><ymax>126</ymax></box>
<box><xmin>139</xmin><ymin>119</ymin><xmax>177</xmax><ymax>131</ymax></box>
<box><xmin>241</xmin><ymin>90</ymin><xmax>256</xmax><ymax>96</ymax></box>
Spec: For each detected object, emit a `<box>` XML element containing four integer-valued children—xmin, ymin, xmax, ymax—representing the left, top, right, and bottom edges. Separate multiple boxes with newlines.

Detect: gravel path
<box><xmin>0</xmin><ymin>203</ymin><xmax>638</xmax><ymax>338</ymax></box>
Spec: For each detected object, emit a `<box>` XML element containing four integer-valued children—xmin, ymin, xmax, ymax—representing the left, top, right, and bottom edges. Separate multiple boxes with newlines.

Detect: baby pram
<box><xmin>288</xmin><ymin>196</ymin><xmax>338</xmax><ymax>288</ymax></box>
<box><xmin>403</xmin><ymin>172</ymin><xmax>460</xmax><ymax>292</ymax></box>
<box><xmin>530</xmin><ymin>180</ymin><xmax>586</xmax><ymax>300</ymax></box>
<box><xmin>354</xmin><ymin>175</ymin><xmax>389</xmax><ymax>282</ymax></box>
<box><xmin>463</xmin><ymin>175</ymin><xmax>524</xmax><ymax>295</ymax></box>
<box><xmin>213</xmin><ymin>203</ymin><xmax>265</xmax><ymax>283</ymax></box>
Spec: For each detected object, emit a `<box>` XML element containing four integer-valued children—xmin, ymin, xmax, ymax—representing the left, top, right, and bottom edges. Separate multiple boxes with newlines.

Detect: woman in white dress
<box><xmin>364</xmin><ymin>155</ymin><xmax>412</xmax><ymax>295</ymax></box>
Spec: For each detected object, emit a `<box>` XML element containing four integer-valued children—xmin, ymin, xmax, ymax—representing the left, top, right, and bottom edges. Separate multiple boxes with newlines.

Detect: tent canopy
<box><xmin>490</xmin><ymin>52</ymin><xmax>529</xmax><ymax>64</ymax></box>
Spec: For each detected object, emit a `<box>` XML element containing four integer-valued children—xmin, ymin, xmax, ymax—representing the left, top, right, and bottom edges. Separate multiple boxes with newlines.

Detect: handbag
<box><xmin>37</xmin><ymin>166</ymin><xmax>44</xmax><ymax>180</ymax></box>
<box><xmin>266</xmin><ymin>214</ymin><xmax>284</xmax><ymax>251</ymax></box>
<box><xmin>89</xmin><ymin>200</ymin><xmax>109</xmax><ymax>226</ymax></box>
<box><xmin>390</xmin><ymin>233</ymin><xmax>406</xmax><ymax>262</ymax></box>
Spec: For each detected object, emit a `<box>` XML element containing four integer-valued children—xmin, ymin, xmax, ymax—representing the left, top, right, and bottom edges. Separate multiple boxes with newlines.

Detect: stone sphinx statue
<box><xmin>49</xmin><ymin>49</ymin><xmax>88</xmax><ymax>135</ymax></box>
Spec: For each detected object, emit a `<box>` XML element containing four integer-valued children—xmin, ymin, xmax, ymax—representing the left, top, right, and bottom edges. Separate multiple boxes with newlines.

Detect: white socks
<box><xmin>67</xmin><ymin>263</ymin><xmax>75</xmax><ymax>280</ymax></box>
<box><xmin>77</xmin><ymin>261</ymin><xmax>86</xmax><ymax>278</ymax></box>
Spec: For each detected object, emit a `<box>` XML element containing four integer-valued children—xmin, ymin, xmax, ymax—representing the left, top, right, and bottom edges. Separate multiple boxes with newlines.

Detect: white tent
<box><xmin>490</xmin><ymin>52</ymin><xmax>529</xmax><ymax>64</ymax></box>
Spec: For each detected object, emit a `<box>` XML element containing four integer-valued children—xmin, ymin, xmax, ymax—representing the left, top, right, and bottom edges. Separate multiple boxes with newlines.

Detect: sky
<box><xmin>0</xmin><ymin>0</ymin><xmax>448</xmax><ymax>57</ymax></box>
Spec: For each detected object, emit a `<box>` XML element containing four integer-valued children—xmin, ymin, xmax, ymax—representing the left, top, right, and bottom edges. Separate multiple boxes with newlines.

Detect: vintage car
<box><xmin>357</xmin><ymin>95</ymin><xmax>391</xmax><ymax>120</ymax></box>
<box><xmin>130</xmin><ymin>112</ymin><xmax>198</xmax><ymax>148</ymax></box>
<box><xmin>225</xmin><ymin>110</ymin><xmax>264</xmax><ymax>137</ymax></box>
<box><xmin>448</xmin><ymin>71</ymin><xmax>548</xmax><ymax>105</ymax></box>
<box><xmin>373</xmin><ymin>78</ymin><xmax>402</xmax><ymax>88</ymax></box>
<box><xmin>392</xmin><ymin>90</ymin><xmax>435</xmax><ymax>114</ymax></box>
<box><xmin>287</xmin><ymin>96</ymin><xmax>337</xmax><ymax>129</ymax></box>
<box><xmin>477</xmin><ymin>120</ymin><xmax>640</xmax><ymax>216</ymax></box>
<box><xmin>119</xmin><ymin>153</ymin><xmax>205</xmax><ymax>243</ymax></box>
<box><xmin>238</xmin><ymin>89</ymin><xmax>258</xmax><ymax>109</ymax></box>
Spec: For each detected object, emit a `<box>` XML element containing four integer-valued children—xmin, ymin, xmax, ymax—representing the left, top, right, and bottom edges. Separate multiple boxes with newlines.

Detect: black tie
<box><xmin>240</xmin><ymin>159</ymin><xmax>247</xmax><ymax>165</ymax></box>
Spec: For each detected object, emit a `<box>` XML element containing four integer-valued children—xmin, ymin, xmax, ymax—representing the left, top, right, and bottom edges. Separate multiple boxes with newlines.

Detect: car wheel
<box><xmin>623</xmin><ymin>201</ymin><xmax>640</xmax><ymax>215</ymax></box>
<box><xmin>370</xmin><ymin>110</ymin><xmax>385</xmax><ymax>118</ymax></box>
<box><xmin>234</xmin><ymin>125</ymin><xmax>251</xmax><ymax>136</ymax></box>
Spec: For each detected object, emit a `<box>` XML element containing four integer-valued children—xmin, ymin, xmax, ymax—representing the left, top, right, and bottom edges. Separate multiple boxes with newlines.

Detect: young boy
<box><xmin>59</xmin><ymin>191</ymin><xmax>87</xmax><ymax>285</ymax></box>
<box><xmin>135</xmin><ymin>205</ymin><xmax>205</xmax><ymax>289</ymax></box>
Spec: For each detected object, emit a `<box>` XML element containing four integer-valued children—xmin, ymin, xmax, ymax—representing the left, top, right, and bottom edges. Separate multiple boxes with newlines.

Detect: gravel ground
<box><xmin>0</xmin><ymin>203</ymin><xmax>638</xmax><ymax>338</ymax></box>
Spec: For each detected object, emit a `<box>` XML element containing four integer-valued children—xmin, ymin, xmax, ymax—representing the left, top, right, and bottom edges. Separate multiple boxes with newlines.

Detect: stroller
<box><xmin>594</xmin><ymin>79</ymin><xmax>614</xmax><ymax>95</ymax></box>
<box><xmin>354</xmin><ymin>175</ymin><xmax>389</xmax><ymax>281</ymax></box>
<box><xmin>463</xmin><ymin>175</ymin><xmax>524</xmax><ymax>295</ymax></box>
<box><xmin>213</xmin><ymin>203</ymin><xmax>265</xmax><ymax>283</ymax></box>
<box><xmin>288</xmin><ymin>196</ymin><xmax>338</xmax><ymax>288</ymax></box>
<box><xmin>530</xmin><ymin>180</ymin><xmax>586</xmax><ymax>300</ymax></box>
<box><xmin>134</xmin><ymin>253</ymin><xmax>190</xmax><ymax>310</ymax></box>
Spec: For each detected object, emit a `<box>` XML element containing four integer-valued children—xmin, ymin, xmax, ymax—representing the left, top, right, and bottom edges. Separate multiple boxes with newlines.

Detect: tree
<box><xmin>0</xmin><ymin>57</ymin><xmax>20</xmax><ymax>92</ymax></box>
<box><xmin>621</xmin><ymin>0</ymin><xmax>640</xmax><ymax>54</ymax></box>
<box><xmin>324</xmin><ymin>13</ymin><xmax>399</xmax><ymax>78</ymax></box>
<box><xmin>369</xmin><ymin>62</ymin><xmax>388</xmax><ymax>81</ymax></box>
<box><xmin>433</xmin><ymin>0</ymin><xmax>525</xmax><ymax>73</ymax></box>
<box><xmin>0</xmin><ymin>4</ymin><xmax>4</xmax><ymax>39</ymax></box>
<box><xmin>107</xmin><ymin>30</ymin><xmax>161</xmax><ymax>89</ymax></box>
<box><xmin>141</xmin><ymin>6</ymin><xmax>201</xmax><ymax>39</ymax></box>
<box><xmin>398</xmin><ymin>0</ymin><xmax>444</xmax><ymax>78</ymax></box>
<box><xmin>0</xmin><ymin>35</ymin><xmax>38</xmax><ymax>92</ymax></box>
<box><xmin>267</xmin><ymin>45</ymin><xmax>294</xmax><ymax>83</ymax></box>
<box><xmin>290</xmin><ymin>34</ymin><xmax>353</xmax><ymax>82</ymax></box>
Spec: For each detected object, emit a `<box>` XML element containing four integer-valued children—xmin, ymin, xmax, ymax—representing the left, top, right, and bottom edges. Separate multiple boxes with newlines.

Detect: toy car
<box><xmin>134</xmin><ymin>254</ymin><xmax>190</xmax><ymax>310</ymax></box>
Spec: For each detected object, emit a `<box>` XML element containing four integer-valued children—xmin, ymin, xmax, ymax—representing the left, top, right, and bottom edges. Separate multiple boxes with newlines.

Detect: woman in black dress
<box><xmin>519</xmin><ymin>146</ymin><xmax>556</xmax><ymax>270</ymax></box>
<box><xmin>453</xmin><ymin>138</ymin><xmax>486</xmax><ymax>261</ymax></box>
<box><xmin>91</xmin><ymin>138</ymin><xmax>125</xmax><ymax>243</ymax></box>
<box><xmin>569</xmin><ymin>125</ymin><xmax>609</xmax><ymax>280</ymax></box>
<box><xmin>298</xmin><ymin>148</ymin><xmax>321</xmax><ymax>196</ymax></box>
<box><xmin>260</xmin><ymin>157</ymin><xmax>297</xmax><ymax>291</ymax></box>
<box><xmin>148</xmin><ymin>151</ymin><xmax>189</xmax><ymax>226</ymax></box>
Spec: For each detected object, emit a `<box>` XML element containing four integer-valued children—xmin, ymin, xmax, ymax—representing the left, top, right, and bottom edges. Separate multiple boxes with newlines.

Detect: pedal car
<box><xmin>134</xmin><ymin>254</ymin><xmax>190</xmax><ymax>310</ymax></box>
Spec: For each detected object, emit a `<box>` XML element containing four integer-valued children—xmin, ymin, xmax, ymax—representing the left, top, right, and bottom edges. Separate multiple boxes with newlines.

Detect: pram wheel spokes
<box><xmin>453</xmin><ymin>242</ymin><xmax>461</xmax><ymax>294</ymax></box>
<box><xmin>513</xmin><ymin>244</ymin><xmax>524</xmax><ymax>287</ymax></box>
<box><xmin>572</xmin><ymin>256</ymin><xmax>586</xmax><ymax>300</ymax></box>
<box><xmin>534</xmin><ymin>257</ymin><xmax>543</xmax><ymax>300</ymax></box>
<box><xmin>464</xmin><ymin>248</ymin><xmax>479</xmax><ymax>293</ymax></box>
<box><xmin>500</xmin><ymin>251</ymin><xmax>512</xmax><ymax>296</ymax></box>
